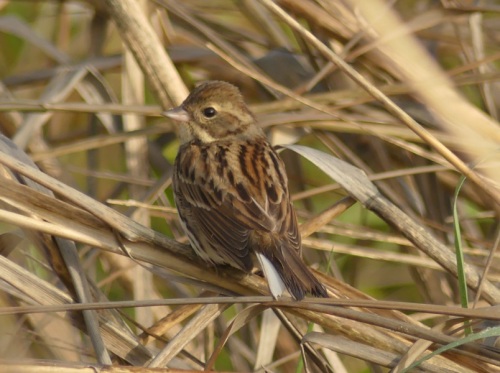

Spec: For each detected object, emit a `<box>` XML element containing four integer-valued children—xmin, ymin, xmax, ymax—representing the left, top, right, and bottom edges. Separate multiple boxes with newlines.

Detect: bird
<box><xmin>164</xmin><ymin>80</ymin><xmax>327</xmax><ymax>300</ymax></box>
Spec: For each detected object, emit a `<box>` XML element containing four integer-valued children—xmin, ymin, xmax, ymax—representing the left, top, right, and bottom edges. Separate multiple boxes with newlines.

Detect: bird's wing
<box><xmin>174</xmin><ymin>176</ymin><xmax>253</xmax><ymax>270</ymax></box>
<box><xmin>174</xmin><ymin>142</ymin><xmax>301</xmax><ymax>268</ymax></box>
<box><xmin>228</xmin><ymin>142</ymin><xmax>302</xmax><ymax>255</ymax></box>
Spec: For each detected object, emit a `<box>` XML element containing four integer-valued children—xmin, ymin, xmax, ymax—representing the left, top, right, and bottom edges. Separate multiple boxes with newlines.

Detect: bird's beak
<box><xmin>163</xmin><ymin>106</ymin><xmax>190</xmax><ymax>122</ymax></box>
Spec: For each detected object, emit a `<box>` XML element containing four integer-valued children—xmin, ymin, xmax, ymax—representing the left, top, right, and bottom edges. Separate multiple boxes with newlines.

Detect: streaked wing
<box><xmin>174</xmin><ymin>140</ymin><xmax>300</xmax><ymax>267</ymax></box>
<box><xmin>232</xmin><ymin>140</ymin><xmax>302</xmax><ymax>255</ymax></box>
<box><xmin>174</xmin><ymin>173</ymin><xmax>252</xmax><ymax>270</ymax></box>
<box><xmin>285</xmin><ymin>207</ymin><xmax>301</xmax><ymax>255</ymax></box>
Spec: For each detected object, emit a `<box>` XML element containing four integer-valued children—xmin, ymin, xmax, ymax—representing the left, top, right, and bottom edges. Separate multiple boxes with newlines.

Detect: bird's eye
<box><xmin>202</xmin><ymin>107</ymin><xmax>217</xmax><ymax>118</ymax></box>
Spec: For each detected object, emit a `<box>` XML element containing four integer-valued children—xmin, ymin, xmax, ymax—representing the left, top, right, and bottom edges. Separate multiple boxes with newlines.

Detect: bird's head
<box><xmin>164</xmin><ymin>81</ymin><xmax>262</xmax><ymax>144</ymax></box>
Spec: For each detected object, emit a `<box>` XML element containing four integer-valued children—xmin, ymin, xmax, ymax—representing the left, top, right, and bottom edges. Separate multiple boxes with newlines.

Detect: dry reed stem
<box><xmin>0</xmin><ymin>1</ymin><xmax>498</xmax><ymax>372</ymax></box>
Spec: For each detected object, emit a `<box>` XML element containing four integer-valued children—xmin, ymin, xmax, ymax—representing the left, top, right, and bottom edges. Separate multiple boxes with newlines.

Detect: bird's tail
<box><xmin>256</xmin><ymin>237</ymin><xmax>327</xmax><ymax>300</ymax></box>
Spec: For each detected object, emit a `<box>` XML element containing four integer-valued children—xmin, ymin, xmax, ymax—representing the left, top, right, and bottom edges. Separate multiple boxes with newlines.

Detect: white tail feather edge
<box><xmin>256</xmin><ymin>253</ymin><xmax>287</xmax><ymax>299</ymax></box>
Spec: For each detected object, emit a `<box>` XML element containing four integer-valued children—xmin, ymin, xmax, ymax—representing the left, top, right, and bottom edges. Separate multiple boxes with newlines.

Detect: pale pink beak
<box><xmin>163</xmin><ymin>106</ymin><xmax>190</xmax><ymax>122</ymax></box>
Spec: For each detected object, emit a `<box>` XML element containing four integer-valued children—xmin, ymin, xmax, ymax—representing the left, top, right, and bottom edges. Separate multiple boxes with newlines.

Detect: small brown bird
<box><xmin>164</xmin><ymin>81</ymin><xmax>327</xmax><ymax>300</ymax></box>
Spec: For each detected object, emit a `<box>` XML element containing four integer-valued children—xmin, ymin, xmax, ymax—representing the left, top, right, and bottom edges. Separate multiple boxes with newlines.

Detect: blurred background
<box><xmin>0</xmin><ymin>1</ymin><xmax>499</xmax><ymax>372</ymax></box>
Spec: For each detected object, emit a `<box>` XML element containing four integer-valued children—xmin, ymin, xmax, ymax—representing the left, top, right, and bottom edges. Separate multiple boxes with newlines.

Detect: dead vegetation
<box><xmin>0</xmin><ymin>0</ymin><xmax>499</xmax><ymax>372</ymax></box>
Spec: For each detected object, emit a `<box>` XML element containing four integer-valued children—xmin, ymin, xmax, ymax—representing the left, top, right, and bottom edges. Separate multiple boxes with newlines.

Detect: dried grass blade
<box><xmin>286</xmin><ymin>144</ymin><xmax>500</xmax><ymax>304</ymax></box>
